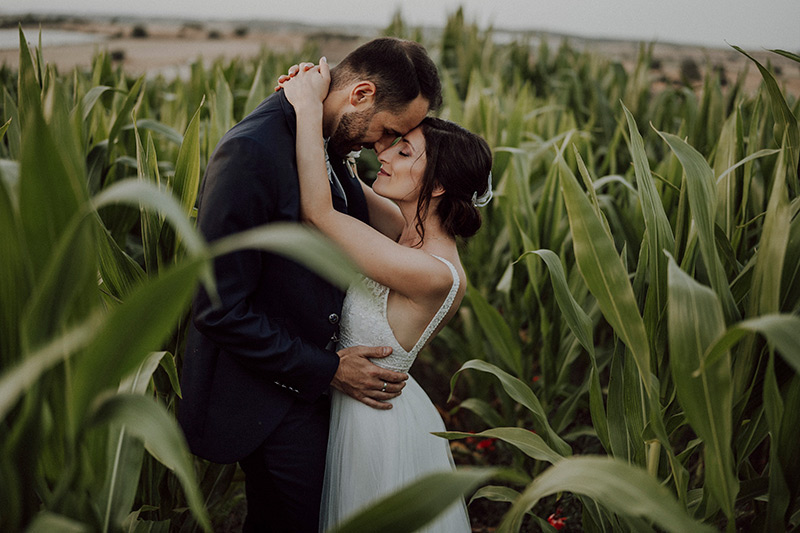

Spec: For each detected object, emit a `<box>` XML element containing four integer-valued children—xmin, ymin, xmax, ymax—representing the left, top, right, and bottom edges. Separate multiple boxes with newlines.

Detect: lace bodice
<box><xmin>337</xmin><ymin>256</ymin><xmax>460</xmax><ymax>373</ymax></box>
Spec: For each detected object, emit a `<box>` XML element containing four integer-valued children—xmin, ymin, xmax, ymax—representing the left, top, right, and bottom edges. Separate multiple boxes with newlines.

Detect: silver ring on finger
<box><xmin>381</xmin><ymin>382</ymin><xmax>387</xmax><ymax>393</ymax></box>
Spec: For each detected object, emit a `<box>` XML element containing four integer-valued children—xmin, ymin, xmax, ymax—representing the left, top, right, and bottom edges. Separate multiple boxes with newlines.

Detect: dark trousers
<box><xmin>239</xmin><ymin>396</ymin><xmax>331</xmax><ymax>533</ymax></box>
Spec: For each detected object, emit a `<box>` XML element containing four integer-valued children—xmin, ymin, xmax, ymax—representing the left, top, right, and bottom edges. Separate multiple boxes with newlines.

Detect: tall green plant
<box><xmin>0</xmin><ymin>27</ymin><xmax>366</xmax><ymax>532</ymax></box>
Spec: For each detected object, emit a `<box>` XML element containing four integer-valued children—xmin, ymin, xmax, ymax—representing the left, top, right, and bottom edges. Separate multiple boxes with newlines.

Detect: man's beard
<box><xmin>328</xmin><ymin>109</ymin><xmax>375</xmax><ymax>156</ymax></box>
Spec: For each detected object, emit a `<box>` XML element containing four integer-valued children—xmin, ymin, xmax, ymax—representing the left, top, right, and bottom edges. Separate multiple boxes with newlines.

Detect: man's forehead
<box><xmin>382</xmin><ymin>99</ymin><xmax>429</xmax><ymax>134</ymax></box>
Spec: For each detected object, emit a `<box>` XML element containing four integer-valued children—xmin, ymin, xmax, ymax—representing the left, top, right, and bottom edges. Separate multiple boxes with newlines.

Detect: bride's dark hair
<box><xmin>413</xmin><ymin>117</ymin><xmax>492</xmax><ymax>243</ymax></box>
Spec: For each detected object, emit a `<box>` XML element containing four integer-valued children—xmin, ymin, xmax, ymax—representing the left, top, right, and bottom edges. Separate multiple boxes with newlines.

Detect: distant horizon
<box><xmin>3</xmin><ymin>10</ymin><xmax>797</xmax><ymax>53</ymax></box>
<box><xmin>2</xmin><ymin>0</ymin><xmax>799</xmax><ymax>51</ymax></box>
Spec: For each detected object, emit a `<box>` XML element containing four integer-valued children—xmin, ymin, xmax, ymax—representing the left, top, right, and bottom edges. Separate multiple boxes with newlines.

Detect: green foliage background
<box><xmin>1</xmin><ymin>9</ymin><xmax>799</xmax><ymax>532</ymax></box>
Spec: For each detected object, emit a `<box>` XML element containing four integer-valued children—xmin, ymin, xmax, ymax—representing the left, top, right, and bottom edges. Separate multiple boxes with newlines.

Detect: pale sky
<box><xmin>2</xmin><ymin>0</ymin><xmax>799</xmax><ymax>50</ymax></box>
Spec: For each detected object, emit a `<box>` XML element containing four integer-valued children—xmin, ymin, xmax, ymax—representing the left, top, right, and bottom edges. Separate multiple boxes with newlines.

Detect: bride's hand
<box><xmin>273</xmin><ymin>61</ymin><xmax>308</xmax><ymax>91</ymax></box>
<box><xmin>280</xmin><ymin>57</ymin><xmax>330</xmax><ymax>111</ymax></box>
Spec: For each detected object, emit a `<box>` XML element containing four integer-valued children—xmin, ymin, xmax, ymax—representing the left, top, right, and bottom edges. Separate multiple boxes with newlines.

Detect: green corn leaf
<box><xmin>453</xmin><ymin>398</ymin><xmax>505</xmax><ymax>428</ymax></box>
<box><xmin>86</xmin><ymin>140</ymin><xmax>109</xmax><ymax>195</ymax></box>
<box><xmin>0</xmin><ymin>117</ymin><xmax>11</xmax><ymax>141</ymax></box>
<box><xmin>123</xmin><ymin>118</ymin><xmax>183</xmax><ymax>146</ymax></box>
<box><xmin>714</xmin><ymin>148</ymin><xmax>779</xmax><ymax>186</ymax></box>
<box><xmin>607</xmin><ymin>344</ymin><xmax>647</xmax><ymax>465</ymax></box>
<box><xmin>588</xmin><ymin>364</ymin><xmax>610</xmax><ymax>453</ymax></box>
<box><xmin>26</xmin><ymin>512</ymin><xmax>90</xmax><ymax>533</ymax></box>
<box><xmin>622</xmin><ymin>104</ymin><xmax>674</xmax><ymax>315</ymax></box>
<box><xmin>772</xmin><ymin>375</ymin><xmax>800</xmax><ymax>530</ymax></box>
<box><xmin>207</xmin><ymin>68</ymin><xmax>234</xmax><ymax>155</ymax></box>
<box><xmin>733</xmin><ymin>46</ymin><xmax>799</xmax><ymax>193</ymax></box>
<box><xmin>769</xmin><ymin>49</ymin><xmax>800</xmax><ymax>62</ymax></box>
<box><xmin>100</xmin><ymin>422</ymin><xmax>145</xmax><ymax>533</ymax></box>
<box><xmin>177</xmin><ymin>462</ymin><xmax>239</xmax><ymax>533</ymax></box>
<box><xmin>0</xmin><ymin>312</ymin><xmax>103</xmax><ymax>422</ymax></box>
<box><xmin>750</xmin><ymin>144</ymin><xmax>791</xmax><ymax>316</ymax></box>
<box><xmin>713</xmin><ymin>109</ymin><xmax>740</xmax><ymax>240</ymax></box>
<box><xmin>124</xmin><ymin>517</ymin><xmax>170</xmax><ymax>532</ymax></box>
<box><xmin>88</xmin><ymin>393</ymin><xmax>211</xmax><ymax>532</ymax></box>
<box><xmin>332</xmin><ymin>469</ymin><xmax>495</xmax><ymax>533</ymax></box>
<box><xmin>667</xmin><ymin>255</ymin><xmax>737</xmax><ymax>519</ymax></box>
<box><xmin>698</xmin><ymin>314</ymin><xmax>800</xmax><ymax>377</ymax></box>
<box><xmin>135</xmin><ymin>128</ymin><xmax>163</xmax><ymax>274</ymax></box>
<box><xmin>437</xmin><ymin>427</ymin><xmax>563</xmax><ymax>465</ymax></box>
<box><xmin>763</xmin><ymin>353</ymin><xmax>790</xmax><ymax>531</ymax></box>
<box><xmin>519</xmin><ymin>249</ymin><xmax>595</xmax><ymax>358</ymax></box>
<box><xmin>658</xmin><ymin>130</ymin><xmax>739</xmax><ymax>322</ymax></box>
<box><xmin>107</xmin><ymin>76</ymin><xmax>144</xmax><ymax>154</ymax></box>
<box><xmin>450</xmin><ymin>359</ymin><xmax>571</xmax><ymax>456</ymax></box>
<box><xmin>95</xmin><ymin>218</ymin><xmax>147</xmax><ymax>302</ymax></box>
<box><xmin>593</xmin><ymin>174</ymin><xmax>639</xmax><ymax>196</ymax></box>
<box><xmin>20</xmin><ymin>215</ymin><xmax>96</xmax><ymax>351</ymax></box>
<box><xmin>3</xmin><ymin>88</ymin><xmax>21</xmax><ymax>159</ymax></box>
<box><xmin>159</xmin><ymin>352</ymin><xmax>182</xmax><ymax>397</ymax></box>
<box><xmin>243</xmin><ymin>63</ymin><xmax>266</xmax><ymax>117</ymax></box>
<box><xmin>469</xmin><ymin>485</ymin><xmax>520</xmax><ymax>505</ymax></box>
<box><xmin>780</xmin><ymin>199</ymin><xmax>800</xmax><ymax>312</ymax></box>
<box><xmin>18</xmin><ymin>76</ymin><xmax>87</xmax><ymax>281</ymax></box>
<box><xmin>209</xmin><ymin>223</ymin><xmax>360</xmax><ymax>292</ymax></box>
<box><xmin>79</xmin><ymin>85</ymin><xmax>114</xmax><ymax>123</ymax></box>
<box><xmin>733</xmin><ymin>141</ymin><xmax>794</xmax><ymax>398</ymax></box>
<box><xmin>119</xmin><ymin>351</ymin><xmax>170</xmax><ymax>395</ymax></box>
<box><xmin>557</xmin><ymin>154</ymin><xmax>651</xmax><ymax>388</ymax></box>
<box><xmin>572</xmin><ymin>146</ymin><xmax>605</xmax><ymax>222</ymax></box>
<box><xmin>199</xmin><ymin>462</ymin><xmax>239</xmax><ymax>517</ymax></box>
<box><xmin>498</xmin><ymin>456</ymin><xmax>716</xmax><ymax>533</ymax></box>
<box><xmin>172</xmin><ymin>97</ymin><xmax>205</xmax><ymax>218</ymax></box>
<box><xmin>465</xmin><ymin>283</ymin><xmax>523</xmax><ymax>376</ymax></box>
<box><xmin>71</xmin><ymin>258</ymin><xmax>205</xmax><ymax>422</ymax></box>
<box><xmin>0</xmin><ymin>167</ymin><xmax>30</xmax><ymax>365</ymax></box>
<box><xmin>92</xmin><ymin>179</ymin><xmax>205</xmax><ymax>258</ymax></box>
<box><xmin>17</xmin><ymin>27</ymin><xmax>41</xmax><ymax>126</ymax></box>
<box><xmin>100</xmin><ymin>351</ymin><xmax>174</xmax><ymax>533</ymax></box>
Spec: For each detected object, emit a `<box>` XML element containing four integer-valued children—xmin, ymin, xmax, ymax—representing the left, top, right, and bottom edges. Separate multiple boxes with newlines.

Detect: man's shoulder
<box><xmin>203</xmin><ymin>91</ymin><xmax>298</xmax><ymax>192</ymax></box>
<box><xmin>226</xmin><ymin>91</ymin><xmax>294</xmax><ymax>143</ymax></box>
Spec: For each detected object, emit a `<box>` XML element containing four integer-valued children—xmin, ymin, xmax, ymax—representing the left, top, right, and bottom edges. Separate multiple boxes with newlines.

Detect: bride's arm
<box><xmin>283</xmin><ymin>61</ymin><xmax>452</xmax><ymax>300</ymax></box>
<box><xmin>278</xmin><ymin>59</ymin><xmax>332</xmax><ymax>223</ymax></box>
<box><xmin>276</xmin><ymin>60</ymin><xmax>404</xmax><ymax>240</ymax></box>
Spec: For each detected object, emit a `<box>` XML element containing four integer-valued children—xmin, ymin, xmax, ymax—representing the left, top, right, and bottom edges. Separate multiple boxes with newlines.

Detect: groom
<box><xmin>178</xmin><ymin>38</ymin><xmax>443</xmax><ymax>531</ymax></box>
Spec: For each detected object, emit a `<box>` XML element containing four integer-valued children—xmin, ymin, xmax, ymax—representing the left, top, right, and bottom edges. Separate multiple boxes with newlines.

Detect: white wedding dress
<box><xmin>320</xmin><ymin>255</ymin><xmax>471</xmax><ymax>532</ymax></box>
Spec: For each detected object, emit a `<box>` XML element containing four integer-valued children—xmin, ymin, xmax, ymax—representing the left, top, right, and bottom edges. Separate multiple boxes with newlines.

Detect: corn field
<box><xmin>1</xmin><ymin>9</ymin><xmax>799</xmax><ymax>532</ymax></box>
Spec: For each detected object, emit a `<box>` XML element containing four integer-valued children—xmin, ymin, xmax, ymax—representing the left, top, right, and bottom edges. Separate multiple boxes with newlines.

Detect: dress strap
<box><xmin>409</xmin><ymin>255</ymin><xmax>460</xmax><ymax>357</ymax></box>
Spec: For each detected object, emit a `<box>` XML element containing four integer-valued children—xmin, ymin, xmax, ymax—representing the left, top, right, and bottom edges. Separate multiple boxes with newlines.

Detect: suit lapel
<box><xmin>326</xmin><ymin>151</ymin><xmax>349</xmax><ymax>214</ymax></box>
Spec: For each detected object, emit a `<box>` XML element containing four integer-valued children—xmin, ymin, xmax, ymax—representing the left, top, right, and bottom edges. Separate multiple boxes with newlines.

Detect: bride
<box><xmin>282</xmin><ymin>58</ymin><xmax>492</xmax><ymax>532</ymax></box>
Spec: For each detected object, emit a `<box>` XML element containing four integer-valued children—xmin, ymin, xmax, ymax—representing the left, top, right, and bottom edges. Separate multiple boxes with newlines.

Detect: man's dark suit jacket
<box><xmin>178</xmin><ymin>90</ymin><xmax>369</xmax><ymax>464</ymax></box>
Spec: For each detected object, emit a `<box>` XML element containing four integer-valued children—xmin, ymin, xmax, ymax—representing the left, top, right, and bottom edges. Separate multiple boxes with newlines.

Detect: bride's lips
<box><xmin>377</xmin><ymin>167</ymin><xmax>389</xmax><ymax>177</ymax></box>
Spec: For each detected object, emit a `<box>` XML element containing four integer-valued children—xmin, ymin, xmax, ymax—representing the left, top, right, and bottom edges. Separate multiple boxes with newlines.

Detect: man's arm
<box><xmin>193</xmin><ymin>134</ymin><xmax>342</xmax><ymax>401</ymax></box>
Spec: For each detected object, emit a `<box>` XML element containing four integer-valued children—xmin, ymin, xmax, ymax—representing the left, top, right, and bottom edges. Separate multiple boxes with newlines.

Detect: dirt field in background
<box><xmin>1</xmin><ymin>17</ymin><xmax>798</xmax><ymax>96</ymax></box>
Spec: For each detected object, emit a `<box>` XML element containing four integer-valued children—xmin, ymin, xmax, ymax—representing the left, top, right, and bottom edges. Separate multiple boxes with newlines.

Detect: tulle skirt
<box><xmin>319</xmin><ymin>375</ymin><xmax>470</xmax><ymax>532</ymax></box>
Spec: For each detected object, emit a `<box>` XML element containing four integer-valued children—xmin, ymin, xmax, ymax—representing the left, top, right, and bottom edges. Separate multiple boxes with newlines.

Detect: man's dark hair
<box><xmin>330</xmin><ymin>37</ymin><xmax>442</xmax><ymax>113</ymax></box>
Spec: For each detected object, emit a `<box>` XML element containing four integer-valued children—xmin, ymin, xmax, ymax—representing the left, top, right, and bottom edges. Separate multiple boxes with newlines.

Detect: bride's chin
<box><xmin>371</xmin><ymin>180</ymin><xmax>386</xmax><ymax>195</ymax></box>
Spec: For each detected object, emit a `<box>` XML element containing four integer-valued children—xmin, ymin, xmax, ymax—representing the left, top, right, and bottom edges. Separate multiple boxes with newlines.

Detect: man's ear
<box><xmin>349</xmin><ymin>81</ymin><xmax>376</xmax><ymax>108</ymax></box>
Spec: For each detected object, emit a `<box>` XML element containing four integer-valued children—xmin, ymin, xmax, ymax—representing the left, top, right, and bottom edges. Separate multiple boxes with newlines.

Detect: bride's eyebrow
<box><xmin>405</xmin><ymin>138</ymin><xmax>421</xmax><ymax>153</ymax></box>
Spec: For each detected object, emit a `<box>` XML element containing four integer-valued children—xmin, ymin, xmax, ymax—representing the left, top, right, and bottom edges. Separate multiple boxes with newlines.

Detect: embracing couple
<box><xmin>178</xmin><ymin>37</ymin><xmax>492</xmax><ymax>532</ymax></box>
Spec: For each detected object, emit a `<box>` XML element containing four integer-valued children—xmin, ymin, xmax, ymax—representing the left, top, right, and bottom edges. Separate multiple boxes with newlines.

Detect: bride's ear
<box><xmin>431</xmin><ymin>184</ymin><xmax>445</xmax><ymax>198</ymax></box>
<box><xmin>349</xmin><ymin>81</ymin><xmax>376</xmax><ymax>108</ymax></box>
